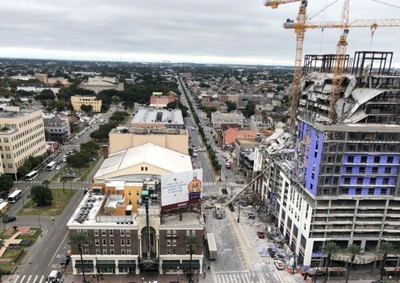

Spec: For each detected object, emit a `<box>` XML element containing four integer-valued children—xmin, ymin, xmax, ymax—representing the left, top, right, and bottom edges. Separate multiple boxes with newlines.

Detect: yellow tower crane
<box><xmin>265</xmin><ymin>0</ymin><xmax>400</xmax><ymax>124</ymax></box>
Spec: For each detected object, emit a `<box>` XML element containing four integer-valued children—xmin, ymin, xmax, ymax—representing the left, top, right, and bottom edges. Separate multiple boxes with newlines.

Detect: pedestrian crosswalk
<box><xmin>12</xmin><ymin>274</ymin><xmax>57</xmax><ymax>283</ymax></box>
<box><xmin>214</xmin><ymin>270</ymin><xmax>268</xmax><ymax>283</ymax></box>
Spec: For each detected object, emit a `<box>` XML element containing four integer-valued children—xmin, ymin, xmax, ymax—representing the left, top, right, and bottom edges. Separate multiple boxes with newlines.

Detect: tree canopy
<box><xmin>31</xmin><ymin>185</ymin><xmax>53</xmax><ymax>207</ymax></box>
<box><xmin>0</xmin><ymin>175</ymin><xmax>14</xmax><ymax>194</ymax></box>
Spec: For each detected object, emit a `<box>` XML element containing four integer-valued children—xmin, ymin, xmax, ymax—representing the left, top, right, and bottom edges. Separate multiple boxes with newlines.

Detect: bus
<box><xmin>7</xmin><ymin>190</ymin><xmax>22</xmax><ymax>204</ymax></box>
<box><xmin>206</xmin><ymin>233</ymin><xmax>217</xmax><ymax>260</ymax></box>
<box><xmin>46</xmin><ymin>161</ymin><xmax>57</xmax><ymax>171</ymax></box>
<box><xmin>0</xmin><ymin>202</ymin><xmax>9</xmax><ymax>214</ymax></box>
<box><xmin>25</xmin><ymin>170</ymin><xmax>39</xmax><ymax>181</ymax></box>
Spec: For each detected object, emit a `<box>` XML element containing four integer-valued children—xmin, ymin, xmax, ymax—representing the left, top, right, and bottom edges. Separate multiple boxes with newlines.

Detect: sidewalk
<box><xmin>65</xmin><ymin>272</ymin><xmax>213</xmax><ymax>283</ymax></box>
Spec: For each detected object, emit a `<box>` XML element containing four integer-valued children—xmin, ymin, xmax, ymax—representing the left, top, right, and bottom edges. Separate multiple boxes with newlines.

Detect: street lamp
<box><xmin>237</xmin><ymin>202</ymin><xmax>241</xmax><ymax>223</ymax></box>
<box><xmin>177</xmin><ymin>266</ymin><xmax>180</xmax><ymax>282</ymax></box>
<box><xmin>225</xmin><ymin>175</ymin><xmax>228</xmax><ymax>193</ymax></box>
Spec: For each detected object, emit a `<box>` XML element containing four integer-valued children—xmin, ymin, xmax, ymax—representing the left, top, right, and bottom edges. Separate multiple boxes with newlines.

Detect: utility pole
<box><xmin>237</xmin><ymin>202</ymin><xmax>241</xmax><ymax>223</ymax></box>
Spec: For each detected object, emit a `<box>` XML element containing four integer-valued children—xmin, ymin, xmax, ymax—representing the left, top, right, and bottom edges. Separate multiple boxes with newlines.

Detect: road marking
<box><xmin>50</xmin><ymin>232</ymin><xmax>69</xmax><ymax>263</ymax></box>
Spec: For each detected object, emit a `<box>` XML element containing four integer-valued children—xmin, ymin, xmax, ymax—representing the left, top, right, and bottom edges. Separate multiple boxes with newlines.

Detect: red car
<box><xmin>257</xmin><ymin>231</ymin><xmax>265</xmax><ymax>239</ymax></box>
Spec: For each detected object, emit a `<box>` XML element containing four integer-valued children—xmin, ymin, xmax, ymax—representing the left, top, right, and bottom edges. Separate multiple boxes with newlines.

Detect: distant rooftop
<box><xmin>131</xmin><ymin>108</ymin><xmax>184</xmax><ymax>127</ymax></box>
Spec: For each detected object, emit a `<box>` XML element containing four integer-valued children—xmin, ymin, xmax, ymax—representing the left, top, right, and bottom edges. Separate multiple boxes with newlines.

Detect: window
<box><xmin>385</xmin><ymin>168</ymin><xmax>391</xmax><ymax>174</ymax></box>
<box><xmin>374</xmin><ymin>156</ymin><xmax>380</xmax><ymax>163</ymax></box>
<box><xmin>6</xmin><ymin>154</ymin><xmax>11</xmax><ymax>159</ymax></box>
<box><xmin>7</xmin><ymin>164</ymin><xmax>12</xmax><ymax>169</ymax></box>
<box><xmin>372</xmin><ymin>167</ymin><xmax>379</xmax><ymax>174</ymax></box>
<box><xmin>383</xmin><ymin>178</ymin><xmax>390</xmax><ymax>185</ymax></box>
<box><xmin>368</xmin><ymin>189</ymin><xmax>374</xmax><ymax>195</ymax></box>
<box><xmin>102</xmin><ymin>230</ymin><xmax>106</xmax><ymax>236</ymax></box>
<box><xmin>359</xmin><ymin>167</ymin><xmax>365</xmax><ymax>174</ymax></box>
<box><xmin>355</xmin><ymin>188</ymin><xmax>362</xmax><ymax>195</ymax></box>
<box><xmin>121</xmin><ymin>239</ymin><xmax>125</xmax><ymax>246</ymax></box>
<box><xmin>172</xmin><ymin>230</ymin><xmax>177</xmax><ymax>237</ymax></box>
<box><xmin>381</xmin><ymin>189</ymin><xmax>387</xmax><ymax>195</ymax></box>
<box><xmin>167</xmin><ymin>230</ymin><xmax>171</xmax><ymax>237</ymax></box>
<box><xmin>95</xmin><ymin>249</ymin><xmax>101</xmax><ymax>255</ymax></box>
<box><xmin>110</xmin><ymin>239</ymin><xmax>114</xmax><ymax>246</ymax></box>
<box><xmin>167</xmin><ymin>240</ymin><xmax>171</xmax><ymax>246</ymax></box>
<box><xmin>387</xmin><ymin>156</ymin><xmax>394</xmax><ymax>163</ymax></box>
<box><xmin>109</xmin><ymin>230</ymin><xmax>114</xmax><ymax>236</ymax></box>
<box><xmin>103</xmin><ymin>249</ymin><xmax>108</xmax><ymax>255</ymax></box>
<box><xmin>102</xmin><ymin>239</ymin><xmax>107</xmax><ymax>246</ymax></box>
<box><xmin>126</xmin><ymin>239</ymin><xmax>131</xmax><ymax>246</ymax></box>
<box><xmin>172</xmin><ymin>239</ymin><xmax>177</xmax><ymax>246</ymax></box>
<box><xmin>361</xmin><ymin>156</ymin><xmax>367</xmax><ymax>163</ymax></box>
<box><xmin>95</xmin><ymin>239</ymin><xmax>100</xmax><ymax>246</ymax></box>
<box><xmin>127</xmin><ymin>249</ymin><xmax>132</xmax><ymax>255</ymax></box>
<box><xmin>84</xmin><ymin>249</ymin><xmax>89</xmax><ymax>255</ymax></box>
<box><xmin>120</xmin><ymin>230</ymin><xmax>125</xmax><ymax>237</ymax></box>
<box><xmin>357</xmin><ymin>178</ymin><xmax>363</xmax><ymax>185</ymax></box>
<box><xmin>346</xmin><ymin>167</ymin><xmax>352</xmax><ymax>173</ymax></box>
<box><xmin>344</xmin><ymin>178</ymin><xmax>351</xmax><ymax>184</ymax></box>
<box><xmin>110</xmin><ymin>249</ymin><xmax>115</xmax><ymax>255</ymax></box>
<box><xmin>370</xmin><ymin>178</ymin><xmax>376</xmax><ymax>185</ymax></box>
<box><xmin>121</xmin><ymin>249</ymin><xmax>126</xmax><ymax>255</ymax></box>
<box><xmin>347</xmin><ymin>156</ymin><xmax>354</xmax><ymax>162</ymax></box>
<box><xmin>94</xmin><ymin>229</ymin><xmax>99</xmax><ymax>237</ymax></box>
<box><xmin>126</xmin><ymin>230</ymin><xmax>130</xmax><ymax>237</ymax></box>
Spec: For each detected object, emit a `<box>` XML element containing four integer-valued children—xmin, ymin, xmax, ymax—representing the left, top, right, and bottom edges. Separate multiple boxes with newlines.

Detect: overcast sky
<box><xmin>1</xmin><ymin>0</ymin><xmax>399</xmax><ymax>66</ymax></box>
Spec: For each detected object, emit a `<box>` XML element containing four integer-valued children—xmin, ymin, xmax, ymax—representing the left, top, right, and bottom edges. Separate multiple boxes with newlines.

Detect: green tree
<box><xmin>184</xmin><ymin>234</ymin><xmax>202</xmax><ymax>283</ymax></box>
<box><xmin>31</xmin><ymin>185</ymin><xmax>53</xmax><ymax>207</ymax></box>
<box><xmin>69</xmin><ymin>231</ymin><xmax>89</xmax><ymax>283</ymax></box>
<box><xmin>226</xmin><ymin>101</ymin><xmax>237</xmax><ymax>112</ymax></box>
<box><xmin>345</xmin><ymin>244</ymin><xmax>362</xmax><ymax>283</ymax></box>
<box><xmin>42</xmin><ymin>179</ymin><xmax>50</xmax><ymax>189</ymax></box>
<box><xmin>378</xmin><ymin>242</ymin><xmax>397</xmax><ymax>281</ymax></box>
<box><xmin>322</xmin><ymin>242</ymin><xmax>339</xmax><ymax>283</ymax></box>
<box><xmin>0</xmin><ymin>174</ymin><xmax>14</xmax><ymax>194</ymax></box>
<box><xmin>80</xmin><ymin>104</ymin><xmax>93</xmax><ymax>113</ymax></box>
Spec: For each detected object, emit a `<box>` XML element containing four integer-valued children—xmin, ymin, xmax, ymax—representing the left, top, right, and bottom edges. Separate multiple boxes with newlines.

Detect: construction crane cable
<box><xmin>371</xmin><ymin>0</ymin><xmax>400</xmax><ymax>9</ymax></box>
<box><xmin>308</xmin><ymin>0</ymin><xmax>339</xmax><ymax>21</ymax></box>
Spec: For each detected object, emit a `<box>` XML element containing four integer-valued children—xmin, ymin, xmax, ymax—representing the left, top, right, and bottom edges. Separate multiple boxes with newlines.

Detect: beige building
<box><xmin>109</xmin><ymin>108</ymin><xmax>188</xmax><ymax>155</ymax></box>
<box><xmin>71</xmin><ymin>96</ymin><xmax>102</xmax><ymax>113</ymax></box>
<box><xmin>0</xmin><ymin>107</ymin><xmax>46</xmax><ymax>178</ymax></box>
<box><xmin>79</xmin><ymin>76</ymin><xmax>124</xmax><ymax>94</ymax></box>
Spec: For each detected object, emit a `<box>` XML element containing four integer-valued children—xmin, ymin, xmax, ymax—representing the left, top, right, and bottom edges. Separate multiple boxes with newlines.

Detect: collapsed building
<box><xmin>254</xmin><ymin>51</ymin><xmax>400</xmax><ymax>268</ymax></box>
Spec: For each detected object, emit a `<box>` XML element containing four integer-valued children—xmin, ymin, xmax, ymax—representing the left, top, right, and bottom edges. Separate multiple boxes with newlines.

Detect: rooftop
<box><xmin>131</xmin><ymin>108</ymin><xmax>184</xmax><ymax>126</ymax></box>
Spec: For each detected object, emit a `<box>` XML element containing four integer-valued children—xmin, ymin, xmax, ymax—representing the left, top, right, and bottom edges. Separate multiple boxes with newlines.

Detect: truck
<box><xmin>206</xmin><ymin>233</ymin><xmax>217</xmax><ymax>260</ymax></box>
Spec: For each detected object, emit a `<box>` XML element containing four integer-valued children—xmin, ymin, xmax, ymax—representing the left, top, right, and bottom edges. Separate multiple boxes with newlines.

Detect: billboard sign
<box><xmin>161</xmin><ymin>169</ymin><xmax>203</xmax><ymax>207</ymax></box>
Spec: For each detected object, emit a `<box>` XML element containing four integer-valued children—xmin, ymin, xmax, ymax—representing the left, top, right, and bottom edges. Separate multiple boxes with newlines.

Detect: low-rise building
<box><xmin>211</xmin><ymin>111</ymin><xmax>245</xmax><ymax>129</ymax></box>
<box><xmin>109</xmin><ymin>108</ymin><xmax>188</xmax><ymax>155</ymax></box>
<box><xmin>43</xmin><ymin>114</ymin><xmax>70</xmax><ymax>144</ymax></box>
<box><xmin>71</xmin><ymin>96</ymin><xmax>102</xmax><ymax>113</ymax></box>
<box><xmin>79</xmin><ymin>76</ymin><xmax>124</xmax><ymax>94</ymax></box>
<box><xmin>222</xmin><ymin>128</ymin><xmax>257</xmax><ymax>145</ymax></box>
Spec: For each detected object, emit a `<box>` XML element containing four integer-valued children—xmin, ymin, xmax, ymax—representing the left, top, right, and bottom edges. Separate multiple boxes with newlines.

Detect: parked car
<box><xmin>55</xmin><ymin>166</ymin><xmax>61</xmax><ymax>170</ymax></box>
<box><xmin>3</xmin><ymin>215</ymin><xmax>16</xmax><ymax>223</ymax></box>
<box><xmin>60</xmin><ymin>255</ymin><xmax>71</xmax><ymax>266</ymax></box>
<box><xmin>228</xmin><ymin>203</ymin><xmax>235</xmax><ymax>212</ymax></box>
<box><xmin>274</xmin><ymin>260</ymin><xmax>285</xmax><ymax>270</ymax></box>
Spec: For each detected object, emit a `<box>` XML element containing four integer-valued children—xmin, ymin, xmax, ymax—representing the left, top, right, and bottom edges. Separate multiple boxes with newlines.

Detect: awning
<box><xmin>162</xmin><ymin>260</ymin><xmax>180</xmax><ymax>269</ymax></box>
<box><xmin>180</xmin><ymin>261</ymin><xmax>200</xmax><ymax>270</ymax></box>
<box><xmin>75</xmin><ymin>262</ymin><xmax>94</xmax><ymax>268</ymax></box>
<box><xmin>96</xmin><ymin>263</ymin><xmax>116</xmax><ymax>269</ymax></box>
<box><xmin>118</xmin><ymin>263</ymin><xmax>136</xmax><ymax>269</ymax></box>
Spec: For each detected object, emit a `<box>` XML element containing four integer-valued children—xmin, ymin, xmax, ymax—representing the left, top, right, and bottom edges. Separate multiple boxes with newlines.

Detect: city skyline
<box><xmin>1</xmin><ymin>0</ymin><xmax>400</xmax><ymax>66</ymax></box>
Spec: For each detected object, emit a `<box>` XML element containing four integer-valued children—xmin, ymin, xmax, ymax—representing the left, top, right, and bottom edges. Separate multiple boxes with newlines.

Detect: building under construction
<box><xmin>255</xmin><ymin>50</ymin><xmax>400</xmax><ymax>268</ymax></box>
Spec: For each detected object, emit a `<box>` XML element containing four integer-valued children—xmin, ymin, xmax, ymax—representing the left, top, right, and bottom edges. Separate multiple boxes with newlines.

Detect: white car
<box><xmin>56</xmin><ymin>166</ymin><xmax>61</xmax><ymax>170</ymax></box>
<box><xmin>274</xmin><ymin>260</ymin><xmax>285</xmax><ymax>270</ymax></box>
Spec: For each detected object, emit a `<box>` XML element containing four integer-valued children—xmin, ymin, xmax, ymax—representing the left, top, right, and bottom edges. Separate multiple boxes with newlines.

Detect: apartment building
<box><xmin>71</xmin><ymin>96</ymin><xmax>102</xmax><ymax>113</ymax></box>
<box><xmin>0</xmin><ymin>107</ymin><xmax>46</xmax><ymax>179</ymax></box>
<box><xmin>256</xmin><ymin>51</ymin><xmax>400</xmax><ymax>269</ymax></box>
<box><xmin>68</xmin><ymin>143</ymin><xmax>204</xmax><ymax>277</ymax></box>
<box><xmin>109</xmin><ymin>108</ymin><xmax>188</xmax><ymax>155</ymax></box>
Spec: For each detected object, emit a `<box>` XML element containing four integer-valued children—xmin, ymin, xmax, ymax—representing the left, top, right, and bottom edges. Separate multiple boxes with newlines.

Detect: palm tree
<box><xmin>69</xmin><ymin>231</ymin><xmax>89</xmax><ymax>282</ymax></box>
<box><xmin>185</xmin><ymin>234</ymin><xmax>202</xmax><ymax>283</ymax></box>
<box><xmin>345</xmin><ymin>244</ymin><xmax>361</xmax><ymax>283</ymax></box>
<box><xmin>322</xmin><ymin>241</ymin><xmax>339</xmax><ymax>283</ymax></box>
<box><xmin>378</xmin><ymin>242</ymin><xmax>397</xmax><ymax>281</ymax></box>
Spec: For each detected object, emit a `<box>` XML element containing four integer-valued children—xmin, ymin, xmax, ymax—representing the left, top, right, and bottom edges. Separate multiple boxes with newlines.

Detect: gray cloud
<box><xmin>0</xmin><ymin>0</ymin><xmax>399</xmax><ymax>65</ymax></box>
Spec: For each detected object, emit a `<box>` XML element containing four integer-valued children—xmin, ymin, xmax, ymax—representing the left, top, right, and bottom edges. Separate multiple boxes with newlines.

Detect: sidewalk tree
<box><xmin>322</xmin><ymin>242</ymin><xmax>339</xmax><ymax>283</ymax></box>
<box><xmin>69</xmin><ymin>231</ymin><xmax>89</xmax><ymax>283</ymax></box>
<box><xmin>184</xmin><ymin>234</ymin><xmax>202</xmax><ymax>283</ymax></box>
<box><xmin>31</xmin><ymin>185</ymin><xmax>53</xmax><ymax>207</ymax></box>
<box><xmin>378</xmin><ymin>242</ymin><xmax>397</xmax><ymax>281</ymax></box>
<box><xmin>0</xmin><ymin>174</ymin><xmax>13</xmax><ymax>194</ymax></box>
<box><xmin>345</xmin><ymin>244</ymin><xmax>361</xmax><ymax>283</ymax></box>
